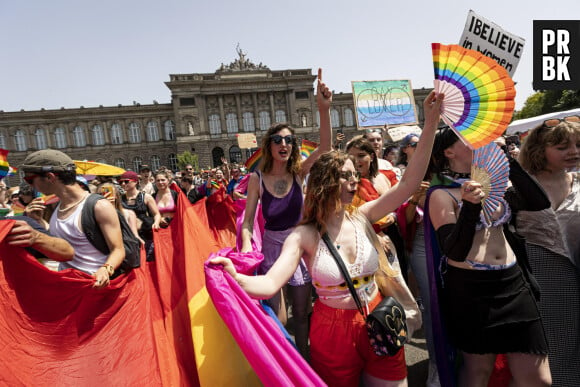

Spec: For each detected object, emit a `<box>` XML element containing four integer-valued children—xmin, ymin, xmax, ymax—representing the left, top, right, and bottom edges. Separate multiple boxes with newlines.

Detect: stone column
<box><xmin>218</xmin><ymin>96</ymin><xmax>226</xmax><ymax>134</ymax></box>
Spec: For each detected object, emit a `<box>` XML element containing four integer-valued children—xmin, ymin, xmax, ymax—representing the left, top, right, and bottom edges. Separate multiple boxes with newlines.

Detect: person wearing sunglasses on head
<box><xmin>213</xmin><ymin>90</ymin><xmax>444</xmax><ymax>386</ymax></box>
<box><xmin>239</xmin><ymin>68</ymin><xmax>333</xmax><ymax>359</ymax></box>
<box><xmin>396</xmin><ymin>133</ymin><xmax>420</xmax><ymax>175</ymax></box>
<box><xmin>517</xmin><ymin>115</ymin><xmax>580</xmax><ymax>387</ymax></box>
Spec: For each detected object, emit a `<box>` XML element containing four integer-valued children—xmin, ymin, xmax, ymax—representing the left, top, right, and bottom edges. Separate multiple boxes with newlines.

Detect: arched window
<box><xmin>150</xmin><ymin>155</ymin><xmax>161</xmax><ymax>171</ymax></box>
<box><xmin>73</xmin><ymin>126</ymin><xmax>86</xmax><ymax>147</ymax></box>
<box><xmin>34</xmin><ymin>128</ymin><xmax>47</xmax><ymax>150</ymax></box>
<box><xmin>167</xmin><ymin>153</ymin><xmax>178</xmax><ymax>171</ymax></box>
<box><xmin>164</xmin><ymin>120</ymin><xmax>175</xmax><ymax>140</ymax></box>
<box><xmin>211</xmin><ymin>147</ymin><xmax>224</xmax><ymax>167</ymax></box>
<box><xmin>343</xmin><ymin>108</ymin><xmax>354</xmax><ymax>127</ymax></box>
<box><xmin>114</xmin><ymin>158</ymin><xmax>126</xmax><ymax>169</ymax></box>
<box><xmin>128</xmin><ymin>122</ymin><xmax>141</xmax><ymax>143</ymax></box>
<box><xmin>146</xmin><ymin>121</ymin><xmax>159</xmax><ymax>142</ymax></box>
<box><xmin>54</xmin><ymin>128</ymin><xmax>67</xmax><ymax>149</ymax></box>
<box><xmin>275</xmin><ymin>110</ymin><xmax>286</xmax><ymax>123</ymax></box>
<box><xmin>259</xmin><ymin>111</ymin><xmax>271</xmax><ymax>131</ymax></box>
<box><xmin>0</xmin><ymin>132</ymin><xmax>6</xmax><ymax>149</ymax></box>
<box><xmin>132</xmin><ymin>156</ymin><xmax>143</xmax><ymax>172</ymax></box>
<box><xmin>226</xmin><ymin>113</ymin><xmax>238</xmax><ymax>133</ymax></box>
<box><xmin>242</xmin><ymin>112</ymin><xmax>255</xmax><ymax>132</ymax></box>
<box><xmin>110</xmin><ymin>123</ymin><xmax>123</xmax><ymax>144</ymax></box>
<box><xmin>331</xmin><ymin>109</ymin><xmax>340</xmax><ymax>128</ymax></box>
<box><xmin>92</xmin><ymin>124</ymin><xmax>105</xmax><ymax>146</ymax></box>
<box><xmin>14</xmin><ymin>129</ymin><xmax>27</xmax><ymax>151</ymax></box>
<box><xmin>208</xmin><ymin>114</ymin><xmax>221</xmax><ymax>136</ymax></box>
<box><xmin>229</xmin><ymin>145</ymin><xmax>242</xmax><ymax>163</ymax></box>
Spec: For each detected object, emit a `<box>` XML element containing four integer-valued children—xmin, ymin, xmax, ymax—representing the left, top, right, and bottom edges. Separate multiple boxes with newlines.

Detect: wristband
<box><xmin>102</xmin><ymin>263</ymin><xmax>115</xmax><ymax>277</ymax></box>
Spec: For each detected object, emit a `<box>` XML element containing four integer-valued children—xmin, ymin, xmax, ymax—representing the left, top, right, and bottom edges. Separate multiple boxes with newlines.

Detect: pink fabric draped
<box><xmin>205</xmin><ymin>248</ymin><xmax>326</xmax><ymax>387</ymax></box>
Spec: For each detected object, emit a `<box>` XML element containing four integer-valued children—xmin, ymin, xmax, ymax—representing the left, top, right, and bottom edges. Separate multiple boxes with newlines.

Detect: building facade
<box><xmin>1</xmin><ymin>49</ymin><xmax>431</xmax><ymax>185</ymax></box>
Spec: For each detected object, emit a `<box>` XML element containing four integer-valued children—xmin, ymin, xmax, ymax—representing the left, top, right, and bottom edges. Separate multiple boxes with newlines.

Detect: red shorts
<box><xmin>310</xmin><ymin>295</ymin><xmax>407</xmax><ymax>386</ymax></box>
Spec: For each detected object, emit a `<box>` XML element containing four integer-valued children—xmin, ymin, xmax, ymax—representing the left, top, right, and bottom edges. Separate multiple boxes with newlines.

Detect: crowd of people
<box><xmin>1</xmin><ymin>77</ymin><xmax>579</xmax><ymax>386</ymax></box>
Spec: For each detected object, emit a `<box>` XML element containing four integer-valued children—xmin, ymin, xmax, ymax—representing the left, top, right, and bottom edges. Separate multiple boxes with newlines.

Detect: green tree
<box><xmin>176</xmin><ymin>151</ymin><xmax>199</xmax><ymax>171</ymax></box>
<box><xmin>514</xmin><ymin>90</ymin><xmax>580</xmax><ymax>120</ymax></box>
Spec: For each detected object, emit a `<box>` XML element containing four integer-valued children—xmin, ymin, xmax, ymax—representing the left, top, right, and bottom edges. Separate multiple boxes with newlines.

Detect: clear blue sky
<box><xmin>1</xmin><ymin>0</ymin><xmax>578</xmax><ymax>113</ymax></box>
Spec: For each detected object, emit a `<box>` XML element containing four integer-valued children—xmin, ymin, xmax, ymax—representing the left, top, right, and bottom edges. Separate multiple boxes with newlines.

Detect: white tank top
<box><xmin>50</xmin><ymin>196</ymin><xmax>108</xmax><ymax>274</ymax></box>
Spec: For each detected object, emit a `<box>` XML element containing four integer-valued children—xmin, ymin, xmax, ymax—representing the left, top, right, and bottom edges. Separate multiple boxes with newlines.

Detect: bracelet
<box><xmin>102</xmin><ymin>263</ymin><xmax>115</xmax><ymax>277</ymax></box>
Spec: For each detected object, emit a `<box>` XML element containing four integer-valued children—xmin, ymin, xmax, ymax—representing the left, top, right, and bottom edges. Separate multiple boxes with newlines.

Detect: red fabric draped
<box><xmin>205</xmin><ymin>186</ymin><xmax>237</xmax><ymax>248</ymax></box>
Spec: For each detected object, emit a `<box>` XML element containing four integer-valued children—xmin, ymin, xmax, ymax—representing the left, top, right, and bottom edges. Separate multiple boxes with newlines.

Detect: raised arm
<box><xmin>359</xmin><ymin>91</ymin><xmax>444</xmax><ymax>224</ymax></box>
<box><xmin>240</xmin><ymin>172</ymin><xmax>260</xmax><ymax>252</ymax></box>
<box><xmin>300</xmin><ymin>68</ymin><xmax>333</xmax><ymax>176</ymax></box>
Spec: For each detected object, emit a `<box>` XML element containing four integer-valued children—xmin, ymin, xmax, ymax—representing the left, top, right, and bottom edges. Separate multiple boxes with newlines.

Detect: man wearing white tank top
<box><xmin>21</xmin><ymin>149</ymin><xmax>124</xmax><ymax>289</ymax></box>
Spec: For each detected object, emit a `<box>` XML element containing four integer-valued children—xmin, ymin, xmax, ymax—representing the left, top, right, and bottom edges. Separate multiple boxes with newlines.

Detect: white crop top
<box><xmin>50</xmin><ymin>196</ymin><xmax>108</xmax><ymax>274</ymax></box>
<box><xmin>311</xmin><ymin>215</ymin><xmax>379</xmax><ymax>301</ymax></box>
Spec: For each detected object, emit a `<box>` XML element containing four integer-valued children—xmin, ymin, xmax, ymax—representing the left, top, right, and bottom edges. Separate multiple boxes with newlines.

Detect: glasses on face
<box><xmin>543</xmin><ymin>115</ymin><xmax>580</xmax><ymax>128</ymax></box>
<box><xmin>339</xmin><ymin>170</ymin><xmax>361</xmax><ymax>182</ymax></box>
<box><xmin>119</xmin><ymin>180</ymin><xmax>133</xmax><ymax>185</ymax></box>
<box><xmin>270</xmin><ymin>134</ymin><xmax>295</xmax><ymax>145</ymax></box>
<box><xmin>186</xmin><ymin>168</ymin><xmax>193</xmax><ymax>171</ymax></box>
<box><xmin>24</xmin><ymin>174</ymin><xmax>40</xmax><ymax>185</ymax></box>
<box><xmin>407</xmin><ymin>142</ymin><xmax>418</xmax><ymax>148</ymax></box>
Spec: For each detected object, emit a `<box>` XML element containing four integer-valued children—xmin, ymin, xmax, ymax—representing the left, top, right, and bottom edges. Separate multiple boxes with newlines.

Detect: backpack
<box><xmin>81</xmin><ymin>194</ymin><xmax>141</xmax><ymax>275</ymax></box>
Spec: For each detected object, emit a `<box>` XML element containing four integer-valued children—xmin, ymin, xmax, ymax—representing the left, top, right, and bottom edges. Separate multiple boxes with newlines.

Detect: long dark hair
<box><xmin>428</xmin><ymin>127</ymin><xmax>460</xmax><ymax>181</ymax></box>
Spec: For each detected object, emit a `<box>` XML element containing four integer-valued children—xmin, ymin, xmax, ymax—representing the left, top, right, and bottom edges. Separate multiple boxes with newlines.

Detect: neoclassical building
<box><xmin>1</xmin><ymin>49</ymin><xmax>431</xmax><ymax>184</ymax></box>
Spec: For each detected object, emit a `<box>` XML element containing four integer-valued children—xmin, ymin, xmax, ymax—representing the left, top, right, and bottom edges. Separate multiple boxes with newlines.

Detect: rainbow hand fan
<box><xmin>471</xmin><ymin>142</ymin><xmax>509</xmax><ymax>222</ymax></box>
<box><xmin>432</xmin><ymin>43</ymin><xmax>516</xmax><ymax>149</ymax></box>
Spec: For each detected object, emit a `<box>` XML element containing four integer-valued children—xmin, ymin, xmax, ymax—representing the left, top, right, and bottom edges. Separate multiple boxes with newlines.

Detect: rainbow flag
<box><xmin>245</xmin><ymin>148</ymin><xmax>262</xmax><ymax>172</ymax></box>
<box><xmin>8</xmin><ymin>166</ymin><xmax>17</xmax><ymax>177</ymax></box>
<box><xmin>0</xmin><ymin>149</ymin><xmax>9</xmax><ymax>180</ymax></box>
<box><xmin>300</xmin><ymin>139</ymin><xmax>318</xmax><ymax>160</ymax></box>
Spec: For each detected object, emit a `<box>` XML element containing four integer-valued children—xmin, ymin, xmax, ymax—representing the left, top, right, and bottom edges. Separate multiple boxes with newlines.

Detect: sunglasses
<box><xmin>339</xmin><ymin>170</ymin><xmax>361</xmax><ymax>181</ymax></box>
<box><xmin>24</xmin><ymin>174</ymin><xmax>40</xmax><ymax>185</ymax></box>
<box><xmin>186</xmin><ymin>168</ymin><xmax>193</xmax><ymax>170</ymax></box>
<box><xmin>365</xmin><ymin>128</ymin><xmax>382</xmax><ymax>134</ymax></box>
<box><xmin>407</xmin><ymin>142</ymin><xmax>418</xmax><ymax>148</ymax></box>
<box><xmin>270</xmin><ymin>134</ymin><xmax>295</xmax><ymax>145</ymax></box>
<box><xmin>543</xmin><ymin>115</ymin><xmax>580</xmax><ymax>128</ymax></box>
<box><xmin>119</xmin><ymin>180</ymin><xmax>134</xmax><ymax>184</ymax></box>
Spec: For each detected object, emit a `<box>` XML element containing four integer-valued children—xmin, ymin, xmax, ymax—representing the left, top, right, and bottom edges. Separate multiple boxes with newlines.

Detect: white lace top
<box><xmin>311</xmin><ymin>216</ymin><xmax>379</xmax><ymax>301</ymax></box>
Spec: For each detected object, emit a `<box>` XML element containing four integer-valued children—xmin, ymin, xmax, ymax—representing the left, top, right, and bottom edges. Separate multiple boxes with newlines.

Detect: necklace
<box><xmin>335</xmin><ymin>214</ymin><xmax>346</xmax><ymax>250</ymax></box>
<box><xmin>58</xmin><ymin>193</ymin><xmax>88</xmax><ymax>213</ymax></box>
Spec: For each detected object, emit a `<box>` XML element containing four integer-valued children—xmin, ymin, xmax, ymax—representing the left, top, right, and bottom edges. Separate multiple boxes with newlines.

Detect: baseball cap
<box><xmin>140</xmin><ymin>164</ymin><xmax>151</xmax><ymax>172</ymax></box>
<box><xmin>119</xmin><ymin>171</ymin><xmax>139</xmax><ymax>181</ymax></box>
<box><xmin>21</xmin><ymin>149</ymin><xmax>76</xmax><ymax>173</ymax></box>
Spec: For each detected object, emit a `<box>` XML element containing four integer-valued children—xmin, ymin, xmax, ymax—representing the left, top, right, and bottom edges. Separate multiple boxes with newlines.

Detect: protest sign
<box><xmin>459</xmin><ymin>10</ymin><xmax>525</xmax><ymax>76</ymax></box>
<box><xmin>351</xmin><ymin>80</ymin><xmax>418</xmax><ymax>129</ymax></box>
<box><xmin>237</xmin><ymin>133</ymin><xmax>258</xmax><ymax>149</ymax></box>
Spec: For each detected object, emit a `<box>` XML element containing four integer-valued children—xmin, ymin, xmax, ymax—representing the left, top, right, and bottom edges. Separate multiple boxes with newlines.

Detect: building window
<box><xmin>164</xmin><ymin>120</ymin><xmax>175</xmax><ymax>140</ymax></box>
<box><xmin>315</xmin><ymin>111</ymin><xmax>320</xmax><ymax>127</ymax></box>
<box><xmin>92</xmin><ymin>124</ymin><xmax>105</xmax><ymax>146</ymax></box>
<box><xmin>331</xmin><ymin>109</ymin><xmax>340</xmax><ymax>128</ymax></box>
<box><xmin>259</xmin><ymin>111</ymin><xmax>271</xmax><ymax>131</ymax></box>
<box><xmin>96</xmin><ymin>158</ymin><xmax>107</xmax><ymax>163</ymax></box>
<box><xmin>128</xmin><ymin>122</ymin><xmax>141</xmax><ymax>143</ymax></box>
<box><xmin>146</xmin><ymin>121</ymin><xmax>159</xmax><ymax>142</ymax></box>
<box><xmin>150</xmin><ymin>155</ymin><xmax>160</xmax><ymax>171</ymax></box>
<box><xmin>114</xmin><ymin>158</ymin><xmax>126</xmax><ymax>169</ymax></box>
<box><xmin>275</xmin><ymin>110</ymin><xmax>286</xmax><ymax>123</ymax></box>
<box><xmin>0</xmin><ymin>132</ymin><xmax>6</xmax><ymax>149</ymax></box>
<box><xmin>168</xmin><ymin>153</ymin><xmax>178</xmax><ymax>172</ymax></box>
<box><xmin>34</xmin><ymin>128</ymin><xmax>47</xmax><ymax>150</ymax></box>
<box><xmin>211</xmin><ymin>147</ymin><xmax>225</xmax><ymax>167</ymax></box>
<box><xmin>344</xmin><ymin>108</ymin><xmax>354</xmax><ymax>127</ymax></box>
<box><xmin>54</xmin><ymin>128</ymin><xmax>67</xmax><ymax>149</ymax></box>
<box><xmin>73</xmin><ymin>126</ymin><xmax>86</xmax><ymax>147</ymax></box>
<box><xmin>208</xmin><ymin>114</ymin><xmax>221</xmax><ymax>136</ymax></box>
<box><xmin>242</xmin><ymin>112</ymin><xmax>255</xmax><ymax>132</ymax></box>
<box><xmin>226</xmin><ymin>113</ymin><xmax>238</xmax><ymax>133</ymax></box>
<box><xmin>14</xmin><ymin>129</ymin><xmax>27</xmax><ymax>151</ymax></box>
<box><xmin>132</xmin><ymin>156</ymin><xmax>143</xmax><ymax>172</ymax></box>
<box><xmin>111</xmin><ymin>124</ymin><xmax>123</xmax><ymax>144</ymax></box>
<box><xmin>229</xmin><ymin>145</ymin><xmax>242</xmax><ymax>163</ymax></box>
<box><xmin>179</xmin><ymin>97</ymin><xmax>196</xmax><ymax>106</ymax></box>
<box><xmin>295</xmin><ymin>91</ymin><xmax>309</xmax><ymax>99</ymax></box>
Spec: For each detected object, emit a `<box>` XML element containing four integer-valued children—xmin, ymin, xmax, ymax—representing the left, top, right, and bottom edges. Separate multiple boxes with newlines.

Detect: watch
<box><xmin>102</xmin><ymin>263</ymin><xmax>115</xmax><ymax>277</ymax></box>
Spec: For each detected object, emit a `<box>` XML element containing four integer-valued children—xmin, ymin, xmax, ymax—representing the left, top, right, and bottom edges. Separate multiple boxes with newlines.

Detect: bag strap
<box><xmin>321</xmin><ymin>232</ymin><xmax>366</xmax><ymax>317</ymax></box>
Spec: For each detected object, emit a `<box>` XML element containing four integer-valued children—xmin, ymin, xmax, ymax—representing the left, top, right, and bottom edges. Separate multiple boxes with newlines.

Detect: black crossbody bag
<box><xmin>322</xmin><ymin>233</ymin><xmax>407</xmax><ymax>356</ymax></box>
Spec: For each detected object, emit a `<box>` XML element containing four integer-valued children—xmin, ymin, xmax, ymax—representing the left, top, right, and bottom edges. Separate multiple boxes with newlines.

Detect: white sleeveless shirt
<box><xmin>50</xmin><ymin>196</ymin><xmax>108</xmax><ymax>274</ymax></box>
